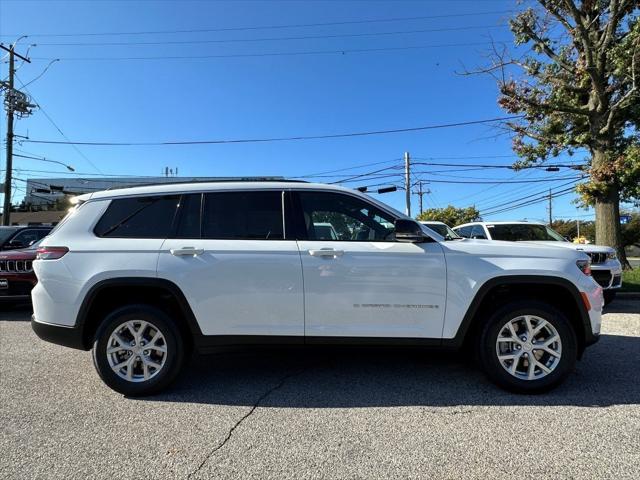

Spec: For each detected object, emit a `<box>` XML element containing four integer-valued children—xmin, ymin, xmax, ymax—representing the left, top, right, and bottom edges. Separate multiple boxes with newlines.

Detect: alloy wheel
<box><xmin>106</xmin><ymin>320</ymin><xmax>168</xmax><ymax>382</ymax></box>
<box><xmin>495</xmin><ymin>315</ymin><xmax>562</xmax><ymax>381</ymax></box>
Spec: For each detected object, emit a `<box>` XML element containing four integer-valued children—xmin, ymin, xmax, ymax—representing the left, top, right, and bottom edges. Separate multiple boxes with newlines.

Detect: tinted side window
<box><xmin>298</xmin><ymin>191</ymin><xmax>396</xmax><ymax>242</ymax></box>
<box><xmin>455</xmin><ymin>226</ymin><xmax>472</xmax><ymax>238</ymax></box>
<box><xmin>94</xmin><ymin>195</ymin><xmax>180</xmax><ymax>238</ymax></box>
<box><xmin>174</xmin><ymin>194</ymin><xmax>202</xmax><ymax>239</ymax></box>
<box><xmin>470</xmin><ymin>225</ymin><xmax>487</xmax><ymax>239</ymax></box>
<box><xmin>202</xmin><ymin>191</ymin><xmax>284</xmax><ymax>240</ymax></box>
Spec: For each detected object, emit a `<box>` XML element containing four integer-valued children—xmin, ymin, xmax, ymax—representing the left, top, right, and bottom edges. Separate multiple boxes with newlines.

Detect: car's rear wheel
<box><xmin>478</xmin><ymin>301</ymin><xmax>577</xmax><ymax>393</ymax></box>
<box><xmin>92</xmin><ymin>304</ymin><xmax>185</xmax><ymax>396</ymax></box>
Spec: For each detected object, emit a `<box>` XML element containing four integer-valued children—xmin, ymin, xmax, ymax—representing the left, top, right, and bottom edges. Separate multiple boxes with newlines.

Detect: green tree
<box><xmin>474</xmin><ymin>0</ymin><xmax>639</xmax><ymax>267</ymax></box>
<box><xmin>416</xmin><ymin>205</ymin><xmax>481</xmax><ymax>226</ymax></box>
<box><xmin>551</xmin><ymin>219</ymin><xmax>595</xmax><ymax>241</ymax></box>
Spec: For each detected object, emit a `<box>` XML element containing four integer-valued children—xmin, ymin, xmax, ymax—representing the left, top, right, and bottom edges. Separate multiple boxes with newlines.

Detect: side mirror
<box><xmin>395</xmin><ymin>219</ymin><xmax>427</xmax><ymax>243</ymax></box>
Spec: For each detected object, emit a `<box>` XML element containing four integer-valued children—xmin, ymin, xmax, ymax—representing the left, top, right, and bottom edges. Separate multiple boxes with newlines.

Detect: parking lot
<box><xmin>1</xmin><ymin>299</ymin><xmax>638</xmax><ymax>479</ymax></box>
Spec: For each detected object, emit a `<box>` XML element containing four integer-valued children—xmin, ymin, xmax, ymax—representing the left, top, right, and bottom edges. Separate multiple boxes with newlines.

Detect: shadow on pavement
<box><xmin>603</xmin><ymin>297</ymin><xmax>640</xmax><ymax>314</ymax></box>
<box><xmin>145</xmin><ymin>332</ymin><xmax>639</xmax><ymax>408</ymax></box>
<box><xmin>0</xmin><ymin>303</ymin><xmax>32</xmax><ymax>320</ymax></box>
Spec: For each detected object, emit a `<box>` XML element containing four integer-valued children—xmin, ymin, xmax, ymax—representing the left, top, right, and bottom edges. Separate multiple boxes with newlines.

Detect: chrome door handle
<box><xmin>170</xmin><ymin>247</ymin><xmax>204</xmax><ymax>256</ymax></box>
<box><xmin>309</xmin><ymin>248</ymin><xmax>344</xmax><ymax>258</ymax></box>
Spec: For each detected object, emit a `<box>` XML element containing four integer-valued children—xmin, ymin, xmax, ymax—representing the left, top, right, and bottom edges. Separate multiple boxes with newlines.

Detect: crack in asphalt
<box><xmin>187</xmin><ymin>368</ymin><xmax>306</xmax><ymax>479</ymax></box>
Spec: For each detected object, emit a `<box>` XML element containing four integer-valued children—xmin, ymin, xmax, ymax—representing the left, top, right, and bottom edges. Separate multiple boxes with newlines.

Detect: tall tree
<box><xmin>474</xmin><ymin>0</ymin><xmax>639</xmax><ymax>267</ymax></box>
<box><xmin>416</xmin><ymin>205</ymin><xmax>481</xmax><ymax>226</ymax></box>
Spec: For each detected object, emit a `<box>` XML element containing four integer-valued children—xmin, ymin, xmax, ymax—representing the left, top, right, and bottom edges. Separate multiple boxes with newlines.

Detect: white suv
<box><xmin>31</xmin><ymin>182</ymin><xmax>603</xmax><ymax>396</ymax></box>
<box><xmin>453</xmin><ymin>221</ymin><xmax>622</xmax><ymax>304</ymax></box>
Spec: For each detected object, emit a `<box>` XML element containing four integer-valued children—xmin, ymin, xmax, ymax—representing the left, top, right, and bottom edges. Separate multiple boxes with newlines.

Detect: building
<box><xmin>24</xmin><ymin>176</ymin><xmax>285</xmax><ymax>208</ymax></box>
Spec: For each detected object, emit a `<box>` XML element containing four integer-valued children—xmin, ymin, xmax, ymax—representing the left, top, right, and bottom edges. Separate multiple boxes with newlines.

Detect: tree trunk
<box><xmin>594</xmin><ymin>180</ymin><xmax>629</xmax><ymax>269</ymax></box>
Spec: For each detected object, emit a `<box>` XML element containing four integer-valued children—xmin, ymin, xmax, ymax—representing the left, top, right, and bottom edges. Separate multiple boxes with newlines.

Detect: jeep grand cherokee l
<box><xmin>31</xmin><ymin>182</ymin><xmax>603</xmax><ymax>396</ymax></box>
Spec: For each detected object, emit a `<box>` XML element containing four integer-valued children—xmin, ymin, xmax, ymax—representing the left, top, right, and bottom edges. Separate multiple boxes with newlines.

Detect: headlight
<box><xmin>607</xmin><ymin>252</ymin><xmax>617</xmax><ymax>260</ymax></box>
<box><xmin>576</xmin><ymin>259</ymin><xmax>591</xmax><ymax>276</ymax></box>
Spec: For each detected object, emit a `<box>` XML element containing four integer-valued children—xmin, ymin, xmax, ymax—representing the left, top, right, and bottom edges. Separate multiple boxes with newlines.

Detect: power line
<box><xmin>478</xmin><ymin>179</ymin><xmax>581</xmax><ymax>212</ymax></box>
<box><xmin>411</xmin><ymin>161</ymin><xmax>586</xmax><ymax>169</ymax></box>
<box><xmin>2</xmin><ymin>10</ymin><xmax>514</xmax><ymax>38</ymax></box>
<box><xmin>30</xmin><ymin>40</ymin><xmax>509</xmax><ymax>62</ymax></box>
<box><xmin>412</xmin><ymin>175</ymin><xmax>583</xmax><ymax>185</ymax></box>
<box><xmin>295</xmin><ymin>158</ymin><xmax>402</xmax><ymax>178</ymax></box>
<box><xmin>23</xmin><ymin>115</ymin><xmax>522</xmax><ymax>146</ymax></box>
<box><xmin>35</xmin><ymin>24</ymin><xmax>507</xmax><ymax>47</ymax></box>
<box><xmin>482</xmin><ymin>186</ymin><xmax>582</xmax><ymax>217</ymax></box>
<box><xmin>328</xmin><ymin>166</ymin><xmax>402</xmax><ymax>184</ymax></box>
<box><xmin>14</xmin><ymin>76</ymin><xmax>103</xmax><ymax>173</ymax></box>
<box><xmin>472</xmin><ymin>175</ymin><xmax>579</xmax><ymax>208</ymax></box>
<box><xmin>19</xmin><ymin>59</ymin><xmax>60</xmax><ymax>88</ymax></box>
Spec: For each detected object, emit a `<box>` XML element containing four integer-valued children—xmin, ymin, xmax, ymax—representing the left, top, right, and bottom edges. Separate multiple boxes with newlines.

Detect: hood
<box><xmin>442</xmin><ymin>238</ymin><xmax>589</xmax><ymax>261</ymax></box>
<box><xmin>520</xmin><ymin>241</ymin><xmax>614</xmax><ymax>254</ymax></box>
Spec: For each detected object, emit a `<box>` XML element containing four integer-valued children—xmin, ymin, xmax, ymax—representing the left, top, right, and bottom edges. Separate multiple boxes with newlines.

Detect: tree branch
<box><xmin>502</xmin><ymin>84</ymin><xmax>590</xmax><ymax>116</ymax></box>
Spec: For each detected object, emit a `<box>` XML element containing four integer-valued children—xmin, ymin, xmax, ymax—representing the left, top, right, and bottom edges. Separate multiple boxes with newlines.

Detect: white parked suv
<box><xmin>32</xmin><ymin>182</ymin><xmax>603</xmax><ymax>396</ymax></box>
<box><xmin>452</xmin><ymin>221</ymin><xmax>622</xmax><ymax>304</ymax></box>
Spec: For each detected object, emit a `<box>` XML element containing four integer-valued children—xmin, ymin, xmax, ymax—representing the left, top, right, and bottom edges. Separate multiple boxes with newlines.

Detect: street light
<box><xmin>13</xmin><ymin>153</ymin><xmax>75</xmax><ymax>171</ymax></box>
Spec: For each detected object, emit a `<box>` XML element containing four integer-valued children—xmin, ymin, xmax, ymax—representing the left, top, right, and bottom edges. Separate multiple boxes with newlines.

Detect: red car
<box><xmin>0</xmin><ymin>242</ymin><xmax>38</xmax><ymax>303</ymax></box>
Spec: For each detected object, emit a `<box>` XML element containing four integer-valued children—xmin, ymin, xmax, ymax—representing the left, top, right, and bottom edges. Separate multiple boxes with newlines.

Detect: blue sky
<box><xmin>1</xmin><ymin>0</ymin><xmax>596</xmax><ymax>222</ymax></box>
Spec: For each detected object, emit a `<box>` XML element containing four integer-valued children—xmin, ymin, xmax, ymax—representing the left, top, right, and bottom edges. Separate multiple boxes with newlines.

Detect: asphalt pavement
<box><xmin>1</xmin><ymin>299</ymin><xmax>639</xmax><ymax>479</ymax></box>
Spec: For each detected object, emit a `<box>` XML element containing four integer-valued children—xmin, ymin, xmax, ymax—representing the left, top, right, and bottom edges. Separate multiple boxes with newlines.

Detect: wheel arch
<box><xmin>447</xmin><ymin>275</ymin><xmax>595</xmax><ymax>357</ymax></box>
<box><xmin>77</xmin><ymin>277</ymin><xmax>201</xmax><ymax>350</ymax></box>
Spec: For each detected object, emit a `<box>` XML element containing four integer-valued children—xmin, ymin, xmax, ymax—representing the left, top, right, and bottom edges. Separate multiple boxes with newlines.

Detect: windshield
<box><xmin>422</xmin><ymin>223</ymin><xmax>461</xmax><ymax>240</ymax></box>
<box><xmin>487</xmin><ymin>224</ymin><xmax>567</xmax><ymax>242</ymax></box>
<box><xmin>0</xmin><ymin>227</ymin><xmax>18</xmax><ymax>244</ymax></box>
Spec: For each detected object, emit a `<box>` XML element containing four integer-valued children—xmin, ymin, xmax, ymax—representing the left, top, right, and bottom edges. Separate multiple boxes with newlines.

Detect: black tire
<box><xmin>478</xmin><ymin>301</ymin><xmax>577</xmax><ymax>394</ymax></box>
<box><xmin>603</xmin><ymin>290</ymin><xmax>616</xmax><ymax>306</ymax></box>
<box><xmin>92</xmin><ymin>304</ymin><xmax>186</xmax><ymax>396</ymax></box>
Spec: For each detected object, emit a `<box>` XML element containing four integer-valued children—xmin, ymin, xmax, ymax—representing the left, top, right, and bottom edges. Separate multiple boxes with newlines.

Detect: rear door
<box><xmin>157</xmin><ymin>190</ymin><xmax>304</xmax><ymax>338</ymax></box>
<box><xmin>293</xmin><ymin>190</ymin><xmax>446</xmax><ymax>339</ymax></box>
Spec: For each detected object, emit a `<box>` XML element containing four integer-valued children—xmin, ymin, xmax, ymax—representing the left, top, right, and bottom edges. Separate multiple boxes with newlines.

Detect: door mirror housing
<box><xmin>394</xmin><ymin>219</ymin><xmax>428</xmax><ymax>243</ymax></box>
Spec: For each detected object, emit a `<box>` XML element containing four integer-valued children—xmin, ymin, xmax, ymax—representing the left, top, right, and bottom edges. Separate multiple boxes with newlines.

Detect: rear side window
<box><xmin>202</xmin><ymin>191</ymin><xmax>284</xmax><ymax>240</ymax></box>
<box><xmin>174</xmin><ymin>194</ymin><xmax>202</xmax><ymax>239</ymax></box>
<box><xmin>94</xmin><ymin>195</ymin><xmax>180</xmax><ymax>238</ymax></box>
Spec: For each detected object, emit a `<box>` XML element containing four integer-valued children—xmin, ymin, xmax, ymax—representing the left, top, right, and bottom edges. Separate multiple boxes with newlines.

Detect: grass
<box><xmin>621</xmin><ymin>268</ymin><xmax>640</xmax><ymax>292</ymax></box>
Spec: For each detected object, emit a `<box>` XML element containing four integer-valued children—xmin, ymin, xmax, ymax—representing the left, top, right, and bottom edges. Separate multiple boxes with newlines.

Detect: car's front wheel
<box><xmin>478</xmin><ymin>301</ymin><xmax>577</xmax><ymax>393</ymax></box>
<box><xmin>92</xmin><ymin>304</ymin><xmax>186</xmax><ymax>396</ymax></box>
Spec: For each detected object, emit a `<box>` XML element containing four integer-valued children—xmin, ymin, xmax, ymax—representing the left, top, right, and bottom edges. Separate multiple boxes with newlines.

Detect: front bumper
<box><xmin>31</xmin><ymin>316</ymin><xmax>87</xmax><ymax>350</ymax></box>
<box><xmin>0</xmin><ymin>276</ymin><xmax>37</xmax><ymax>300</ymax></box>
<box><xmin>590</xmin><ymin>259</ymin><xmax>623</xmax><ymax>290</ymax></box>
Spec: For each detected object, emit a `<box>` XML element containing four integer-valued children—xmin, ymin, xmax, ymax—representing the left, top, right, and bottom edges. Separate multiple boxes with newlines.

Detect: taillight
<box><xmin>36</xmin><ymin>246</ymin><xmax>69</xmax><ymax>260</ymax></box>
<box><xmin>576</xmin><ymin>259</ymin><xmax>591</xmax><ymax>276</ymax></box>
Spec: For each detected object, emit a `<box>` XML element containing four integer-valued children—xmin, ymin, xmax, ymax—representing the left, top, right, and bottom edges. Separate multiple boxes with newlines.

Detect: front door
<box><xmin>294</xmin><ymin>190</ymin><xmax>446</xmax><ymax>339</ymax></box>
<box><xmin>157</xmin><ymin>190</ymin><xmax>304</xmax><ymax>337</ymax></box>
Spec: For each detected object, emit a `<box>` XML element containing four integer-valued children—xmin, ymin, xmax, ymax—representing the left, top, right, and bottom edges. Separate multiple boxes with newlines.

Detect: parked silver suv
<box><xmin>453</xmin><ymin>221</ymin><xmax>622</xmax><ymax>304</ymax></box>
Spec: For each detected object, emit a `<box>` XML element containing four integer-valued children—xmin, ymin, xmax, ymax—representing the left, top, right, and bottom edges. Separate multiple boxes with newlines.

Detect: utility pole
<box><xmin>414</xmin><ymin>180</ymin><xmax>431</xmax><ymax>216</ymax></box>
<box><xmin>404</xmin><ymin>151</ymin><xmax>411</xmax><ymax>217</ymax></box>
<box><xmin>1</xmin><ymin>43</ymin><xmax>31</xmax><ymax>226</ymax></box>
<box><xmin>548</xmin><ymin>189</ymin><xmax>552</xmax><ymax>226</ymax></box>
<box><xmin>577</xmin><ymin>219</ymin><xmax>580</xmax><ymax>239</ymax></box>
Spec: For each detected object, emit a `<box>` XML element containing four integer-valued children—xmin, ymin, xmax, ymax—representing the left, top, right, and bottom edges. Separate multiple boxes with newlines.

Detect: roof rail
<box><xmin>103</xmin><ymin>177</ymin><xmax>308</xmax><ymax>191</ymax></box>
